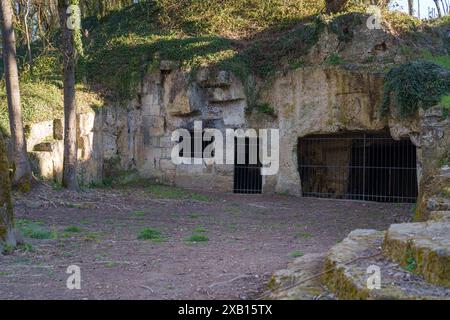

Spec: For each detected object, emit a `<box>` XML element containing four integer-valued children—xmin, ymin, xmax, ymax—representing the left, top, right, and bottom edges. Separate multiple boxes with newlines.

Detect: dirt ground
<box><xmin>0</xmin><ymin>182</ymin><xmax>414</xmax><ymax>300</ymax></box>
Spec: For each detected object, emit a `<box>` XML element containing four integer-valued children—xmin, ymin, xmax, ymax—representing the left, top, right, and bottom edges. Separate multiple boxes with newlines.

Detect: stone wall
<box><xmin>25</xmin><ymin>64</ymin><xmax>442</xmax><ymax>209</ymax></box>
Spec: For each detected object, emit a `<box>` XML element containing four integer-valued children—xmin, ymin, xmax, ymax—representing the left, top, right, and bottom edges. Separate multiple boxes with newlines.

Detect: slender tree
<box><xmin>0</xmin><ymin>0</ymin><xmax>32</xmax><ymax>192</ymax></box>
<box><xmin>408</xmin><ymin>0</ymin><xmax>415</xmax><ymax>15</ymax></box>
<box><xmin>0</xmin><ymin>131</ymin><xmax>17</xmax><ymax>250</ymax></box>
<box><xmin>433</xmin><ymin>0</ymin><xmax>442</xmax><ymax>16</ymax></box>
<box><xmin>58</xmin><ymin>0</ymin><xmax>79</xmax><ymax>190</ymax></box>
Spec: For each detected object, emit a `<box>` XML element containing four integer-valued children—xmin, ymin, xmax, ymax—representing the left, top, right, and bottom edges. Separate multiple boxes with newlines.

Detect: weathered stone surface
<box><xmin>159</xmin><ymin>60</ymin><xmax>178</xmax><ymax>71</ymax></box>
<box><xmin>427</xmin><ymin>197</ymin><xmax>450</xmax><ymax>211</ymax></box>
<box><xmin>25</xmin><ymin>120</ymin><xmax>53</xmax><ymax>151</ymax></box>
<box><xmin>77</xmin><ymin>112</ymin><xmax>95</xmax><ymax>136</ymax></box>
<box><xmin>430</xmin><ymin>211</ymin><xmax>450</xmax><ymax>221</ymax></box>
<box><xmin>53</xmin><ymin>119</ymin><xmax>64</xmax><ymax>140</ymax></box>
<box><xmin>322</xmin><ymin>229</ymin><xmax>450</xmax><ymax>299</ymax></box>
<box><xmin>160</xmin><ymin>158</ymin><xmax>176</xmax><ymax>171</ymax></box>
<box><xmin>142</xmin><ymin>115</ymin><xmax>165</xmax><ymax>138</ymax></box>
<box><xmin>266</xmin><ymin>253</ymin><xmax>334</xmax><ymax>300</ymax></box>
<box><xmin>33</xmin><ymin>142</ymin><xmax>55</xmax><ymax>152</ymax></box>
<box><xmin>383</xmin><ymin>221</ymin><xmax>450</xmax><ymax>288</ymax></box>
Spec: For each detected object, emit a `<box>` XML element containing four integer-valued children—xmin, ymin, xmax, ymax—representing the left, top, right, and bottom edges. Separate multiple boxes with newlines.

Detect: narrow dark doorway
<box><xmin>298</xmin><ymin>132</ymin><xmax>418</xmax><ymax>203</ymax></box>
<box><xmin>234</xmin><ymin>137</ymin><xmax>262</xmax><ymax>194</ymax></box>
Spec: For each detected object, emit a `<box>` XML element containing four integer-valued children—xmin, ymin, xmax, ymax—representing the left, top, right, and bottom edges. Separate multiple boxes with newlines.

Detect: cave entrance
<box><xmin>297</xmin><ymin>132</ymin><xmax>418</xmax><ymax>203</ymax></box>
<box><xmin>234</xmin><ymin>137</ymin><xmax>262</xmax><ymax>194</ymax></box>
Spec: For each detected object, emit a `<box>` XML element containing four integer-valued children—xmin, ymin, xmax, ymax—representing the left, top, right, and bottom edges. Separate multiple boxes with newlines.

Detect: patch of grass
<box><xmin>18</xmin><ymin>243</ymin><xmax>34</xmax><ymax>252</ymax></box>
<box><xmin>17</xmin><ymin>219</ymin><xmax>56</xmax><ymax>240</ymax></box>
<box><xmin>79</xmin><ymin>219</ymin><xmax>91</xmax><ymax>225</ymax></box>
<box><xmin>256</xmin><ymin>103</ymin><xmax>275</xmax><ymax>116</ymax></box>
<box><xmin>189</xmin><ymin>193</ymin><xmax>212</xmax><ymax>202</ymax></box>
<box><xmin>295</xmin><ymin>232</ymin><xmax>313</xmax><ymax>239</ymax></box>
<box><xmin>105</xmin><ymin>262</ymin><xmax>118</xmax><ymax>268</ymax></box>
<box><xmin>290</xmin><ymin>251</ymin><xmax>304</xmax><ymax>258</ymax></box>
<box><xmin>137</xmin><ymin>228</ymin><xmax>165</xmax><ymax>242</ymax></box>
<box><xmin>440</xmin><ymin>95</ymin><xmax>450</xmax><ymax>118</ymax></box>
<box><xmin>186</xmin><ymin>234</ymin><xmax>209</xmax><ymax>242</ymax></box>
<box><xmin>64</xmin><ymin>226</ymin><xmax>82</xmax><ymax>233</ymax></box>
<box><xmin>325</xmin><ymin>53</ymin><xmax>345</xmax><ymax>65</ymax></box>
<box><xmin>29</xmin><ymin>230</ymin><xmax>53</xmax><ymax>239</ymax></box>
<box><xmin>188</xmin><ymin>213</ymin><xmax>200</xmax><ymax>219</ymax></box>
<box><xmin>193</xmin><ymin>227</ymin><xmax>208</xmax><ymax>234</ymax></box>
<box><xmin>132</xmin><ymin>210</ymin><xmax>146</xmax><ymax>217</ymax></box>
<box><xmin>0</xmin><ymin>271</ymin><xmax>10</xmax><ymax>276</ymax></box>
<box><xmin>406</xmin><ymin>254</ymin><xmax>417</xmax><ymax>272</ymax></box>
<box><xmin>82</xmin><ymin>232</ymin><xmax>103</xmax><ymax>241</ymax></box>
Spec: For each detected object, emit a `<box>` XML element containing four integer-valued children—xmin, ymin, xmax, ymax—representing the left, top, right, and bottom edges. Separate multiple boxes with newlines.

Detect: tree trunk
<box><xmin>59</xmin><ymin>0</ymin><xmax>79</xmax><ymax>190</ymax></box>
<box><xmin>0</xmin><ymin>0</ymin><xmax>32</xmax><ymax>192</ymax></box>
<box><xmin>408</xmin><ymin>0</ymin><xmax>414</xmax><ymax>16</ymax></box>
<box><xmin>0</xmin><ymin>131</ymin><xmax>16</xmax><ymax>250</ymax></box>
<box><xmin>433</xmin><ymin>0</ymin><xmax>442</xmax><ymax>17</ymax></box>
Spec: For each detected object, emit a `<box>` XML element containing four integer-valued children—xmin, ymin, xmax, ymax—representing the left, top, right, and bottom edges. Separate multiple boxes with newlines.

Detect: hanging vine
<box><xmin>381</xmin><ymin>60</ymin><xmax>450</xmax><ymax>117</ymax></box>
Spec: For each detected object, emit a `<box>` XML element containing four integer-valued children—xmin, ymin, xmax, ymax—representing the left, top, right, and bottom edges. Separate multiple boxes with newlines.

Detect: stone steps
<box><xmin>383</xmin><ymin>221</ymin><xmax>450</xmax><ymax>288</ymax></box>
<box><xmin>430</xmin><ymin>211</ymin><xmax>450</xmax><ymax>221</ymax></box>
<box><xmin>321</xmin><ymin>229</ymin><xmax>450</xmax><ymax>299</ymax></box>
<box><xmin>266</xmin><ymin>253</ymin><xmax>335</xmax><ymax>300</ymax></box>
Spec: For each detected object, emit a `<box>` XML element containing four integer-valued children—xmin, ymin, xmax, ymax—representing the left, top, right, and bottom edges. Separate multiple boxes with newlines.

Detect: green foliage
<box><xmin>17</xmin><ymin>219</ymin><xmax>56</xmax><ymax>240</ymax></box>
<box><xmin>383</xmin><ymin>10</ymin><xmax>421</xmax><ymax>33</ymax></box>
<box><xmin>257</xmin><ymin>103</ymin><xmax>275</xmax><ymax>115</ymax></box>
<box><xmin>290</xmin><ymin>250</ymin><xmax>304</xmax><ymax>258</ymax></box>
<box><xmin>192</xmin><ymin>227</ymin><xmax>208</xmax><ymax>233</ymax></box>
<box><xmin>81</xmin><ymin>1</ymin><xmax>327</xmax><ymax>100</ymax></box>
<box><xmin>328</xmin><ymin>12</ymin><xmax>364</xmax><ymax>42</ymax></box>
<box><xmin>186</xmin><ymin>234</ymin><xmax>209</xmax><ymax>242</ymax></box>
<box><xmin>137</xmin><ymin>228</ymin><xmax>164</xmax><ymax>242</ymax></box>
<box><xmin>381</xmin><ymin>60</ymin><xmax>450</xmax><ymax>118</ymax></box>
<box><xmin>295</xmin><ymin>232</ymin><xmax>313</xmax><ymax>239</ymax></box>
<box><xmin>64</xmin><ymin>226</ymin><xmax>82</xmax><ymax>233</ymax></box>
<box><xmin>325</xmin><ymin>53</ymin><xmax>345</xmax><ymax>65</ymax></box>
<box><xmin>441</xmin><ymin>95</ymin><xmax>450</xmax><ymax>117</ymax></box>
<box><xmin>405</xmin><ymin>248</ymin><xmax>417</xmax><ymax>272</ymax></box>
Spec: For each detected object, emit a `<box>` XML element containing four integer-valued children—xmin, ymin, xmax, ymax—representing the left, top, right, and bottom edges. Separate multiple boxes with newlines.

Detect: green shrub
<box><xmin>137</xmin><ymin>228</ymin><xmax>164</xmax><ymax>242</ymax></box>
<box><xmin>381</xmin><ymin>60</ymin><xmax>450</xmax><ymax>117</ymax></box>
<box><xmin>186</xmin><ymin>234</ymin><xmax>209</xmax><ymax>242</ymax></box>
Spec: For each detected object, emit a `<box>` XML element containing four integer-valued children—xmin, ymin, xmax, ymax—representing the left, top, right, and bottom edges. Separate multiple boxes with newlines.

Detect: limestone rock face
<box><xmin>266</xmin><ymin>253</ymin><xmax>333</xmax><ymax>300</ymax></box>
<box><xmin>383</xmin><ymin>222</ymin><xmax>450</xmax><ymax>288</ymax></box>
<box><xmin>321</xmin><ymin>229</ymin><xmax>450</xmax><ymax>299</ymax></box>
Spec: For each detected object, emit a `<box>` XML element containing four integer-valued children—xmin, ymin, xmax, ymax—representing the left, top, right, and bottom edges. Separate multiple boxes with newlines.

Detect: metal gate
<box><xmin>234</xmin><ymin>137</ymin><xmax>262</xmax><ymax>194</ymax></box>
<box><xmin>297</xmin><ymin>133</ymin><xmax>418</xmax><ymax>203</ymax></box>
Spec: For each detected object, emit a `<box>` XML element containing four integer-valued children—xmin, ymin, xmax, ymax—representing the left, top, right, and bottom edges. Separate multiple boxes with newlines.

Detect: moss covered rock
<box><xmin>0</xmin><ymin>131</ymin><xmax>16</xmax><ymax>251</ymax></box>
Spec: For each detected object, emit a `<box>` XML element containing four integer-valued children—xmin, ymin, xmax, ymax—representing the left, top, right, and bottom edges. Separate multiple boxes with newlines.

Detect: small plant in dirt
<box><xmin>193</xmin><ymin>227</ymin><xmax>208</xmax><ymax>234</ymax></box>
<box><xmin>132</xmin><ymin>210</ymin><xmax>146</xmax><ymax>217</ymax></box>
<box><xmin>256</xmin><ymin>103</ymin><xmax>275</xmax><ymax>116</ymax></box>
<box><xmin>17</xmin><ymin>219</ymin><xmax>56</xmax><ymax>240</ymax></box>
<box><xmin>325</xmin><ymin>53</ymin><xmax>345</xmax><ymax>65</ymax></box>
<box><xmin>18</xmin><ymin>243</ymin><xmax>34</xmax><ymax>252</ymax></box>
<box><xmin>405</xmin><ymin>248</ymin><xmax>417</xmax><ymax>272</ymax></box>
<box><xmin>189</xmin><ymin>193</ymin><xmax>212</xmax><ymax>202</ymax></box>
<box><xmin>82</xmin><ymin>232</ymin><xmax>104</xmax><ymax>241</ymax></box>
<box><xmin>137</xmin><ymin>228</ymin><xmax>165</xmax><ymax>242</ymax></box>
<box><xmin>290</xmin><ymin>251</ymin><xmax>304</xmax><ymax>258</ymax></box>
<box><xmin>295</xmin><ymin>231</ymin><xmax>312</xmax><ymax>238</ymax></box>
<box><xmin>64</xmin><ymin>226</ymin><xmax>82</xmax><ymax>233</ymax></box>
<box><xmin>186</xmin><ymin>234</ymin><xmax>209</xmax><ymax>242</ymax></box>
<box><xmin>105</xmin><ymin>262</ymin><xmax>118</xmax><ymax>268</ymax></box>
<box><xmin>295</xmin><ymin>232</ymin><xmax>313</xmax><ymax>239</ymax></box>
